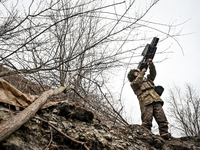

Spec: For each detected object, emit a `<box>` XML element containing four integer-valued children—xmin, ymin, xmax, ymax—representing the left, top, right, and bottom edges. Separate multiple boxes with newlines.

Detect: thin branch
<box><xmin>35</xmin><ymin>116</ymin><xmax>90</xmax><ymax>150</ymax></box>
<box><xmin>45</xmin><ymin>127</ymin><xmax>53</xmax><ymax>150</ymax></box>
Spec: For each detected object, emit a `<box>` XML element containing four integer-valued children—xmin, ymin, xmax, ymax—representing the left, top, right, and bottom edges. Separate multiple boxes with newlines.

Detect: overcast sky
<box><xmin>148</xmin><ymin>0</ymin><xmax>200</xmax><ymax>93</ymax></box>
<box><xmin>117</xmin><ymin>0</ymin><xmax>200</xmax><ymax>136</ymax></box>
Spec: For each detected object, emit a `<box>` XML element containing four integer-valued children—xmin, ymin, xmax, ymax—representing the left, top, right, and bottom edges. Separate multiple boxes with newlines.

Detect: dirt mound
<box><xmin>0</xmin><ymin>101</ymin><xmax>200</xmax><ymax>150</ymax></box>
<box><xmin>0</xmin><ymin>68</ymin><xmax>199</xmax><ymax>150</ymax></box>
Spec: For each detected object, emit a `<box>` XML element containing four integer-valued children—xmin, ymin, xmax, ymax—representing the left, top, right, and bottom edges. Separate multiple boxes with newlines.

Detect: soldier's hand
<box><xmin>142</xmin><ymin>68</ymin><xmax>146</xmax><ymax>72</ymax></box>
<box><xmin>148</xmin><ymin>59</ymin><xmax>153</xmax><ymax>64</ymax></box>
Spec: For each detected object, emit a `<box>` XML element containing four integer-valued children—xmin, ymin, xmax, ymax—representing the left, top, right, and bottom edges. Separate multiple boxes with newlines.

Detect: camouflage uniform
<box><xmin>141</xmin><ymin>102</ymin><xmax>169</xmax><ymax>135</ymax></box>
<box><xmin>130</xmin><ymin>63</ymin><xmax>169</xmax><ymax>136</ymax></box>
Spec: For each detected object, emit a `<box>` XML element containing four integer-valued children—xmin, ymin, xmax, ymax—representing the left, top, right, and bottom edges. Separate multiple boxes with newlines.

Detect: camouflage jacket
<box><xmin>130</xmin><ymin>63</ymin><xmax>163</xmax><ymax>108</ymax></box>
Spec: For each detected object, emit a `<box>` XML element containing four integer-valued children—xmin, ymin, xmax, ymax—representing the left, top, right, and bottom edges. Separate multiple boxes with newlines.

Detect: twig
<box><xmin>45</xmin><ymin>127</ymin><xmax>53</xmax><ymax>150</ymax></box>
<box><xmin>78</xmin><ymin>75</ymin><xmax>129</xmax><ymax>126</ymax></box>
<box><xmin>8</xmin><ymin>104</ymin><xmax>12</xmax><ymax>117</ymax></box>
<box><xmin>97</xmin><ymin>84</ymin><xmax>129</xmax><ymax>126</ymax></box>
<box><xmin>64</xmin><ymin>70</ymin><xmax>79</xmax><ymax>87</ymax></box>
<box><xmin>35</xmin><ymin>116</ymin><xmax>90</xmax><ymax>150</ymax></box>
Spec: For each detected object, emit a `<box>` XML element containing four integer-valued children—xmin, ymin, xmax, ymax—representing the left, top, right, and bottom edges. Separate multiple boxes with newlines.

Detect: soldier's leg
<box><xmin>153</xmin><ymin>102</ymin><xmax>169</xmax><ymax>135</ymax></box>
<box><xmin>141</xmin><ymin>103</ymin><xmax>153</xmax><ymax>131</ymax></box>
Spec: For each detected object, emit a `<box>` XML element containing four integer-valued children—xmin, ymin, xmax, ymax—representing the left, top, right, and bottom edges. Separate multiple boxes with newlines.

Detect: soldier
<box><xmin>127</xmin><ymin>59</ymin><xmax>171</xmax><ymax>140</ymax></box>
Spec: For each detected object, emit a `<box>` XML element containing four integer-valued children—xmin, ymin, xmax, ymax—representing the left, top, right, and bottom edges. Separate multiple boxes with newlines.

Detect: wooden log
<box><xmin>0</xmin><ymin>86</ymin><xmax>66</xmax><ymax>142</ymax></box>
<box><xmin>0</xmin><ymin>71</ymin><xmax>78</xmax><ymax>142</ymax></box>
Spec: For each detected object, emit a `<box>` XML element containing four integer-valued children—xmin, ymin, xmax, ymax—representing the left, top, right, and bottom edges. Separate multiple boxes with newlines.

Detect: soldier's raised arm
<box><xmin>147</xmin><ymin>59</ymin><xmax>156</xmax><ymax>81</ymax></box>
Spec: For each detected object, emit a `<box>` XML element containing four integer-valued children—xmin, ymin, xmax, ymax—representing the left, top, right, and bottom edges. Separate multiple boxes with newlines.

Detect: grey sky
<box><xmin>119</xmin><ymin>0</ymin><xmax>200</xmax><ymax>136</ymax></box>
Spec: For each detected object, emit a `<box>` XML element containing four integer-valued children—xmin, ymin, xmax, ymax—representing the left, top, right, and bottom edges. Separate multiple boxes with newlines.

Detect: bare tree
<box><xmin>167</xmin><ymin>83</ymin><xmax>200</xmax><ymax>137</ymax></box>
<box><xmin>0</xmin><ymin>0</ymin><xmax>184</xmax><ymax>126</ymax></box>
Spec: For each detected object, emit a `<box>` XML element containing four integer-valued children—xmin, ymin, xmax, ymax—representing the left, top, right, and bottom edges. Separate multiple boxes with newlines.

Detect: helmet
<box><xmin>127</xmin><ymin>69</ymin><xmax>140</xmax><ymax>82</ymax></box>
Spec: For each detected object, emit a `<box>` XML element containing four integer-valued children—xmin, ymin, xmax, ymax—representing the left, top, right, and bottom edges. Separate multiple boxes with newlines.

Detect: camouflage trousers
<box><xmin>141</xmin><ymin>102</ymin><xmax>169</xmax><ymax>135</ymax></box>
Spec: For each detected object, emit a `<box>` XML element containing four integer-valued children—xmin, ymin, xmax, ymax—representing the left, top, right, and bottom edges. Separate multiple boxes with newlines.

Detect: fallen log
<box><xmin>0</xmin><ymin>71</ymin><xmax>78</xmax><ymax>142</ymax></box>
